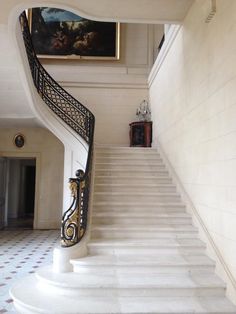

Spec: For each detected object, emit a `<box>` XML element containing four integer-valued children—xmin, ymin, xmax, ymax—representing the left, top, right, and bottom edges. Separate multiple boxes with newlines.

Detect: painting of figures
<box><xmin>29</xmin><ymin>7</ymin><xmax>120</xmax><ymax>60</ymax></box>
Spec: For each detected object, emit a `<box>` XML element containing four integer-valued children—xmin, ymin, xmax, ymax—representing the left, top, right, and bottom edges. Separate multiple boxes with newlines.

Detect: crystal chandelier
<box><xmin>136</xmin><ymin>99</ymin><xmax>151</xmax><ymax>121</ymax></box>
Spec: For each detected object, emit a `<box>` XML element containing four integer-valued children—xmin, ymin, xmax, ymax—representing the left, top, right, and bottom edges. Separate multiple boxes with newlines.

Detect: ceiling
<box><xmin>2</xmin><ymin>0</ymin><xmax>194</xmax><ymax>24</ymax></box>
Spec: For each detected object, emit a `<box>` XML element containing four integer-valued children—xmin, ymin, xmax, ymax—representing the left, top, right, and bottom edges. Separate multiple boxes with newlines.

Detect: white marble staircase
<box><xmin>10</xmin><ymin>147</ymin><xmax>236</xmax><ymax>313</ymax></box>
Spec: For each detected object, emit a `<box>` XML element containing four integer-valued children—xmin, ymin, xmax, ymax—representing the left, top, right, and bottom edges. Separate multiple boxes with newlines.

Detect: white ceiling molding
<box><xmin>2</xmin><ymin>0</ymin><xmax>194</xmax><ymax>24</ymax></box>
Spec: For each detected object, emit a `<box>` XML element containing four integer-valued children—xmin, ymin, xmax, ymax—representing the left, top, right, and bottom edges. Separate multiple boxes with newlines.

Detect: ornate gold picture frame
<box><xmin>14</xmin><ymin>134</ymin><xmax>25</xmax><ymax>148</ymax></box>
<box><xmin>28</xmin><ymin>7</ymin><xmax>120</xmax><ymax>60</ymax></box>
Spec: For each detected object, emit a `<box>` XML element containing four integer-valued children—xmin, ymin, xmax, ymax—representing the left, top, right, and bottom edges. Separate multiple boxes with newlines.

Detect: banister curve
<box><xmin>19</xmin><ymin>11</ymin><xmax>95</xmax><ymax>247</ymax></box>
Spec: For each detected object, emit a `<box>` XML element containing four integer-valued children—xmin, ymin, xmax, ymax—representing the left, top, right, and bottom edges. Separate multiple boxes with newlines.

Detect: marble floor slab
<box><xmin>0</xmin><ymin>229</ymin><xmax>60</xmax><ymax>313</ymax></box>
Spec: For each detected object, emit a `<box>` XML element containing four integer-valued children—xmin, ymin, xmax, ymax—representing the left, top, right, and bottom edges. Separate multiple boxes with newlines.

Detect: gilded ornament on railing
<box><xmin>61</xmin><ymin>178</ymin><xmax>79</xmax><ymax>247</ymax></box>
<box><xmin>69</xmin><ymin>181</ymin><xmax>78</xmax><ymax>198</ymax></box>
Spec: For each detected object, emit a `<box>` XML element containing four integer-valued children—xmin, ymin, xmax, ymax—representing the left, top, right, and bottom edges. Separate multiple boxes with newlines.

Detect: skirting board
<box><xmin>156</xmin><ymin>142</ymin><xmax>236</xmax><ymax>305</ymax></box>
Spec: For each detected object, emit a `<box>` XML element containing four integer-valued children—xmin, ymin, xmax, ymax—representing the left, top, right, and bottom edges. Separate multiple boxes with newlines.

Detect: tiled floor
<box><xmin>0</xmin><ymin>229</ymin><xmax>60</xmax><ymax>313</ymax></box>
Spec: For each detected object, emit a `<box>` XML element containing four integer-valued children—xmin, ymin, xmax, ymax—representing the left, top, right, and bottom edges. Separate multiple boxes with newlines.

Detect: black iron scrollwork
<box><xmin>19</xmin><ymin>11</ymin><xmax>95</xmax><ymax>247</ymax></box>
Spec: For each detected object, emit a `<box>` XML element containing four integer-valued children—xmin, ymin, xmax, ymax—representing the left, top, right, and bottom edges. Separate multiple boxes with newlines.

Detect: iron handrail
<box><xmin>19</xmin><ymin>11</ymin><xmax>95</xmax><ymax>247</ymax></box>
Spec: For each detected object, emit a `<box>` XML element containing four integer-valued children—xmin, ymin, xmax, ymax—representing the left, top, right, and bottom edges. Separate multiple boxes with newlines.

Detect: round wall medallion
<box><xmin>14</xmin><ymin>133</ymin><xmax>25</xmax><ymax>148</ymax></box>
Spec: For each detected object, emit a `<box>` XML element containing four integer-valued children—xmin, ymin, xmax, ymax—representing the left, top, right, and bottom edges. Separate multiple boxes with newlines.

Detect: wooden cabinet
<box><xmin>129</xmin><ymin>121</ymin><xmax>152</xmax><ymax>147</ymax></box>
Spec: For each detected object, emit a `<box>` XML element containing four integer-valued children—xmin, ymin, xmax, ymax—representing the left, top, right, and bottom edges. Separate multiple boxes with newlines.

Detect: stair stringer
<box><xmin>7</xmin><ymin>12</ymin><xmax>95</xmax><ymax>271</ymax></box>
<box><xmin>156</xmin><ymin>141</ymin><xmax>236</xmax><ymax>305</ymax></box>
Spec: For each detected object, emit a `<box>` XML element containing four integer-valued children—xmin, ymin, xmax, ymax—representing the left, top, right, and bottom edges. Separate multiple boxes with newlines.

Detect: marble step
<box><xmin>11</xmin><ymin>283</ymin><xmax>236</xmax><ymax>314</ymax></box>
<box><xmin>96</xmin><ymin>165</ymin><xmax>167</xmax><ymax>172</ymax></box>
<box><xmin>92</xmin><ymin>207</ymin><xmax>186</xmax><ymax>214</ymax></box>
<box><xmin>92</xmin><ymin>213</ymin><xmax>191</xmax><ymax>225</ymax></box>
<box><xmin>94</xmin><ymin>183</ymin><xmax>176</xmax><ymax>193</ymax></box>
<box><xmin>92</xmin><ymin>219</ymin><xmax>192</xmax><ymax>226</ymax></box>
<box><xmin>93</xmin><ymin>192</ymin><xmax>181</xmax><ymax>203</ymax></box>
<box><xmin>95</xmin><ymin>155</ymin><xmax>161</xmax><ymax>161</ymax></box>
<box><xmin>11</xmin><ymin>280</ymin><xmax>236</xmax><ymax>314</ymax></box>
<box><xmin>92</xmin><ymin>212</ymin><xmax>190</xmax><ymax>218</ymax></box>
<box><xmin>96</xmin><ymin>147</ymin><xmax>159</xmax><ymax>153</ymax></box>
<box><xmin>92</xmin><ymin>224</ymin><xmax>197</xmax><ymax>233</ymax></box>
<box><xmin>93</xmin><ymin>202</ymin><xmax>186</xmax><ymax>212</ymax></box>
<box><xmin>95</xmin><ymin>155</ymin><xmax>162</xmax><ymax>162</ymax></box>
<box><xmin>95</xmin><ymin>176</ymin><xmax>173</xmax><ymax>185</ymax></box>
<box><xmin>95</xmin><ymin>163</ymin><xmax>166</xmax><ymax>171</ymax></box>
<box><xmin>92</xmin><ymin>224</ymin><xmax>198</xmax><ymax>233</ymax></box>
<box><xmin>88</xmin><ymin>238</ymin><xmax>206</xmax><ymax>255</ymax></box>
<box><xmin>96</xmin><ymin>146</ymin><xmax>158</xmax><ymax>154</ymax></box>
<box><xmin>91</xmin><ymin>226</ymin><xmax>198</xmax><ymax>239</ymax></box>
<box><xmin>71</xmin><ymin>254</ymin><xmax>215</xmax><ymax>274</ymax></box>
<box><xmin>92</xmin><ymin>224</ymin><xmax>197</xmax><ymax>231</ymax></box>
<box><xmin>95</xmin><ymin>158</ymin><xmax>164</xmax><ymax>165</ymax></box>
<box><xmin>32</xmin><ymin>266</ymin><xmax>226</xmax><ymax>298</ymax></box>
<box><xmin>95</xmin><ymin>169</ymin><xmax>169</xmax><ymax>177</ymax></box>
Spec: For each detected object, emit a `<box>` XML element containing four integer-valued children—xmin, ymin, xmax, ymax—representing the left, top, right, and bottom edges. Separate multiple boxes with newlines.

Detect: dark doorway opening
<box><xmin>24</xmin><ymin>165</ymin><xmax>36</xmax><ymax>217</ymax></box>
<box><xmin>4</xmin><ymin>158</ymin><xmax>36</xmax><ymax>229</ymax></box>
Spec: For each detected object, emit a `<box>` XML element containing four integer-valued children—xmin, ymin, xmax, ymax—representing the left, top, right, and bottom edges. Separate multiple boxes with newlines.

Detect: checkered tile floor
<box><xmin>0</xmin><ymin>230</ymin><xmax>60</xmax><ymax>313</ymax></box>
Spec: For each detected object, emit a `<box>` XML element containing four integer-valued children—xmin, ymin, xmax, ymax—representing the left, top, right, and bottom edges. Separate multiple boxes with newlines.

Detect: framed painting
<box><xmin>28</xmin><ymin>7</ymin><xmax>120</xmax><ymax>60</ymax></box>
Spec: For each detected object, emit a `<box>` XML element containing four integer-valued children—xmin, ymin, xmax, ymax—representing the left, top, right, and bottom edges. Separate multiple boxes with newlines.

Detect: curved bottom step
<box><xmin>10</xmin><ymin>275</ymin><xmax>236</xmax><ymax>314</ymax></box>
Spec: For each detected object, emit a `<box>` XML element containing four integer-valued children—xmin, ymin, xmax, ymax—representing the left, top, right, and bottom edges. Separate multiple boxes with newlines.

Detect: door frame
<box><xmin>0</xmin><ymin>152</ymin><xmax>40</xmax><ymax>229</ymax></box>
<box><xmin>0</xmin><ymin>157</ymin><xmax>7</xmax><ymax>229</ymax></box>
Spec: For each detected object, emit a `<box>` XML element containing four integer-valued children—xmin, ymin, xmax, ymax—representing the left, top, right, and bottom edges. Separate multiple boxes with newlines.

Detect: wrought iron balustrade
<box><xmin>19</xmin><ymin>11</ymin><xmax>95</xmax><ymax>247</ymax></box>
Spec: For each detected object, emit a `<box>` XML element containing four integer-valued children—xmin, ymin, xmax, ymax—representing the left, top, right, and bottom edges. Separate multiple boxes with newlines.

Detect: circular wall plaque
<box><xmin>14</xmin><ymin>134</ymin><xmax>25</xmax><ymax>148</ymax></box>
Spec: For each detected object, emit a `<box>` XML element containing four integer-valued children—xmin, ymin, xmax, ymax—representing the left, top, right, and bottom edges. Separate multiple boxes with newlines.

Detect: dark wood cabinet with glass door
<box><xmin>129</xmin><ymin>121</ymin><xmax>152</xmax><ymax>147</ymax></box>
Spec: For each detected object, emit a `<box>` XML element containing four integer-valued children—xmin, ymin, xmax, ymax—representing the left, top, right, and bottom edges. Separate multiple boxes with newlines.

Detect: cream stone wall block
<box><xmin>67</xmin><ymin>87</ymin><xmax>148</xmax><ymax>145</ymax></box>
<box><xmin>150</xmin><ymin>0</ymin><xmax>236</xmax><ymax>303</ymax></box>
<box><xmin>0</xmin><ymin>128</ymin><xmax>64</xmax><ymax>229</ymax></box>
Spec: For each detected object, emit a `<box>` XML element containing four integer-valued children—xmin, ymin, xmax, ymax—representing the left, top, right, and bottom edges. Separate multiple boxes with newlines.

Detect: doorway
<box><xmin>1</xmin><ymin>158</ymin><xmax>36</xmax><ymax>229</ymax></box>
<box><xmin>0</xmin><ymin>157</ymin><xmax>7</xmax><ymax>229</ymax></box>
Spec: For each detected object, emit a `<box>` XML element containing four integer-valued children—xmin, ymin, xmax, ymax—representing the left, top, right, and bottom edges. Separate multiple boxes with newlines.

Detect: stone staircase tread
<box><xmin>92</xmin><ymin>223</ymin><xmax>196</xmax><ymax>231</ymax></box>
<box><xmin>93</xmin><ymin>203</ymin><xmax>184</xmax><ymax>208</ymax></box>
<box><xmin>94</xmin><ymin>192</ymin><xmax>179</xmax><ymax>196</ymax></box>
<box><xmin>96</xmin><ymin>153</ymin><xmax>160</xmax><ymax>157</ymax></box>
<box><xmin>36</xmin><ymin>266</ymin><xmax>225</xmax><ymax>290</ymax></box>
<box><xmin>93</xmin><ymin>202</ymin><xmax>185</xmax><ymax>206</ymax></box>
<box><xmin>10</xmin><ymin>277</ymin><xmax>236</xmax><ymax>314</ymax></box>
<box><xmin>92</xmin><ymin>225</ymin><xmax>198</xmax><ymax>232</ymax></box>
<box><xmin>96</xmin><ymin>169</ymin><xmax>168</xmax><ymax>172</ymax></box>
<box><xmin>88</xmin><ymin>238</ymin><xmax>205</xmax><ymax>247</ymax></box>
<box><xmin>71</xmin><ymin>254</ymin><xmax>215</xmax><ymax>267</ymax></box>
<box><xmin>96</xmin><ymin>174</ymin><xmax>171</xmax><ymax>180</ymax></box>
<box><xmin>91</xmin><ymin>234</ymin><xmax>199</xmax><ymax>241</ymax></box>
<box><xmin>95</xmin><ymin>183</ymin><xmax>175</xmax><ymax>187</ymax></box>
<box><xmin>96</xmin><ymin>146</ymin><xmax>157</xmax><ymax>151</ymax></box>
<box><xmin>92</xmin><ymin>210</ymin><xmax>187</xmax><ymax>214</ymax></box>
<box><xmin>95</xmin><ymin>188</ymin><xmax>177</xmax><ymax>193</ymax></box>
<box><xmin>96</xmin><ymin>155</ymin><xmax>161</xmax><ymax>159</ymax></box>
<box><xmin>95</xmin><ymin>156</ymin><xmax>165</xmax><ymax>166</ymax></box>
<box><xmin>95</xmin><ymin>175</ymin><xmax>171</xmax><ymax>179</ymax></box>
<box><xmin>92</xmin><ymin>212</ymin><xmax>190</xmax><ymax>218</ymax></box>
<box><xmin>95</xmin><ymin>161</ymin><xmax>164</xmax><ymax>165</ymax></box>
<box><xmin>93</xmin><ymin>208</ymin><xmax>186</xmax><ymax>212</ymax></box>
<box><xmin>96</xmin><ymin>167</ymin><xmax>166</xmax><ymax>171</ymax></box>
